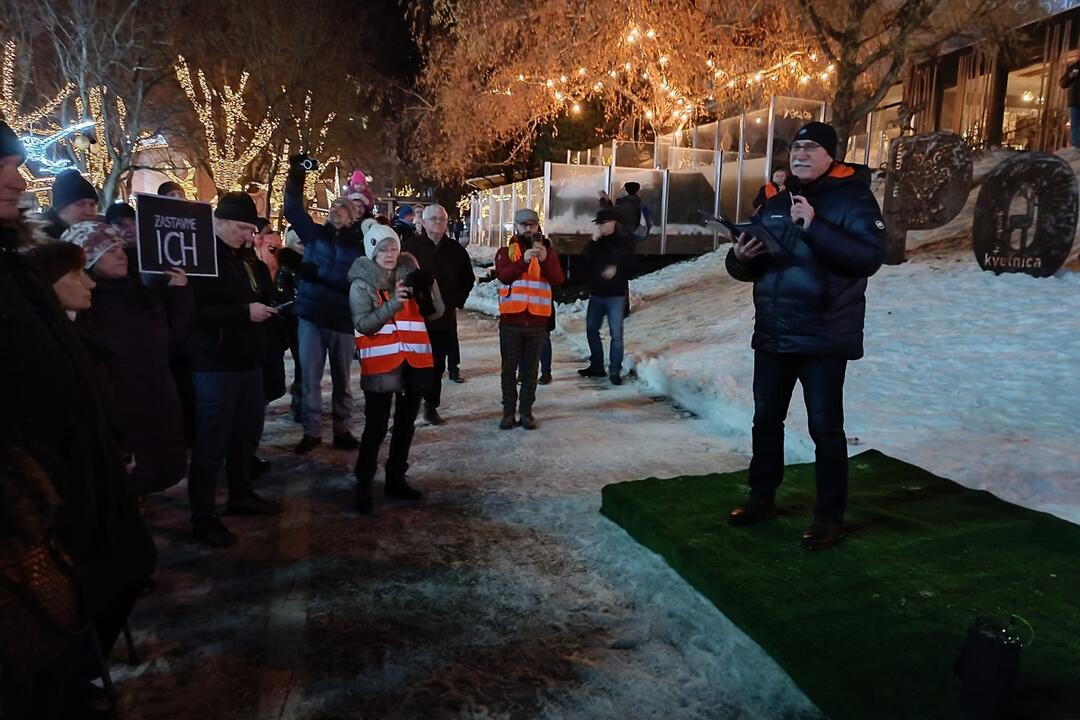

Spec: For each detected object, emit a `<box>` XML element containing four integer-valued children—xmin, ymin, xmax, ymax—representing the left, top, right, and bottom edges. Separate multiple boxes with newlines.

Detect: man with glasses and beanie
<box><xmin>186</xmin><ymin>192</ymin><xmax>281</xmax><ymax>547</ymax></box>
<box><xmin>494</xmin><ymin>208</ymin><xmax>564</xmax><ymax>430</ymax></box>
<box><xmin>725</xmin><ymin>121</ymin><xmax>885</xmax><ymax>550</ymax></box>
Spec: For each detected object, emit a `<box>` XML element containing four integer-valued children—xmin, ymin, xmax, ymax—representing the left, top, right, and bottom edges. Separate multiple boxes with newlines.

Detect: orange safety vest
<box><xmin>354</xmin><ymin>292</ymin><xmax>434</xmax><ymax>375</ymax></box>
<box><xmin>498</xmin><ymin>243</ymin><xmax>553</xmax><ymax>317</ymax></box>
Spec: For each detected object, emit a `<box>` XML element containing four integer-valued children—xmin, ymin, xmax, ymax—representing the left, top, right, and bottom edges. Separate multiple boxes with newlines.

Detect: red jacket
<box><xmin>495</xmin><ymin>235</ymin><xmax>565</xmax><ymax>327</ymax></box>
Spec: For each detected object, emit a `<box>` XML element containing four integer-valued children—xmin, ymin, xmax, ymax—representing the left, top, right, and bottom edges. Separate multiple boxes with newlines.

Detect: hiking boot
<box><xmin>499</xmin><ymin>410</ymin><xmax>516</xmax><ymax>430</ymax></box>
<box><xmin>294</xmin><ymin>435</ymin><xmax>322</xmax><ymax>455</ymax></box>
<box><xmin>251</xmin><ymin>456</ymin><xmax>271</xmax><ymax>477</ymax></box>
<box><xmin>225</xmin><ymin>492</ymin><xmax>281</xmax><ymax>516</ymax></box>
<box><xmin>578</xmin><ymin>366</ymin><xmax>606</xmax><ymax>378</ymax></box>
<box><xmin>519</xmin><ymin>411</ymin><xmax>537</xmax><ymax>430</ymax></box>
<box><xmin>332</xmin><ymin>431</ymin><xmax>360</xmax><ymax>450</ymax></box>
<box><xmin>424</xmin><ymin>404</ymin><xmax>447</xmax><ymax>425</ymax></box>
<box><xmin>609</xmin><ymin>374</ymin><xmax>623</xmax><ymax>386</ymax></box>
<box><xmin>448</xmin><ymin>369</ymin><xmax>465</xmax><ymax>383</ymax></box>
<box><xmin>800</xmin><ymin>522</ymin><xmax>844</xmax><ymax>550</ymax></box>
<box><xmin>538</xmin><ymin>373</ymin><xmax>552</xmax><ymax>385</ymax></box>
<box><xmin>192</xmin><ymin>515</ymin><xmax>238</xmax><ymax>548</ymax></box>
<box><xmin>727</xmin><ymin>497</ymin><xmax>776</xmax><ymax>527</ymax></box>
<box><xmin>385</xmin><ymin>477</ymin><xmax>423</xmax><ymax>501</ymax></box>
<box><xmin>355</xmin><ymin>477</ymin><xmax>373</xmax><ymax>515</ymax></box>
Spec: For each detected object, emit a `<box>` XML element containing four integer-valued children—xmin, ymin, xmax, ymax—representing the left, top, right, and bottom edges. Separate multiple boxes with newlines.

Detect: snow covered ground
<box><xmin>468</xmin><ymin>245</ymin><xmax>1080</xmax><ymax>524</ymax></box>
<box><xmin>116</xmin><ymin>312</ymin><xmax>821</xmax><ymax>720</ymax></box>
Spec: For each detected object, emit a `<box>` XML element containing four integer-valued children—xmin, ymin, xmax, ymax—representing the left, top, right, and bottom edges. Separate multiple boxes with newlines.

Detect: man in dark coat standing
<box><xmin>402</xmin><ymin>204</ymin><xmax>475</xmax><ymax>424</ymax></box>
<box><xmin>725</xmin><ymin>121</ymin><xmax>885</xmax><ymax>550</ymax></box>
<box><xmin>579</xmin><ymin>207</ymin><xmax>634</xmax><ymax>385</ymax></box>
<box><xmin>186</xmin><ymin>193</ymin><xmax>280</xmax><ymax>547</ymax></box>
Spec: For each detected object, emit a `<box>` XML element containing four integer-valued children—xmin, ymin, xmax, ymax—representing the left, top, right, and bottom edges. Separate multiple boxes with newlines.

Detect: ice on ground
<box><xmin>470</xmin><ymin>248</ymin><xmax>1080</xmax><ymax>524</ymax></box>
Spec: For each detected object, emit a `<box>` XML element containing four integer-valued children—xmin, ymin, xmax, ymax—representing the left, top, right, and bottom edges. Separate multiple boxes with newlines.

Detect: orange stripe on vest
<box><xmin>498</xmin><ymin>243</ymin><xmax>553</xmax><ymax>317</ymax></box>
<box><xmin>354</xmin><ymin>292</ymin><xmax>434</xmax><ymax>375</ymax></box>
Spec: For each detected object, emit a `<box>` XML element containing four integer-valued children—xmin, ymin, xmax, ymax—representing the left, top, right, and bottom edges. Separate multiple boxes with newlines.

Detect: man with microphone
<box><xmin>725</xmin><ymin>121</ymin><xmax>886</xmax><ymax>550</ymax></box>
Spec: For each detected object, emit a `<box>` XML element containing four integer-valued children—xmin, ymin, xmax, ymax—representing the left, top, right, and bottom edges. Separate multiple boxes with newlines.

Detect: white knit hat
<box><xmin>362</xmin><ymin>217</ymin><xmax>400</xmax><ymax>257</ymax></box>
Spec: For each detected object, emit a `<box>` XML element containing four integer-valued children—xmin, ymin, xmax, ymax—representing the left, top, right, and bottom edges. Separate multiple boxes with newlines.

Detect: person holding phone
<box><xmin>494</xmin><ymin>209</ymin><xmax>564</xmax><ymax>430</ymax></box>
<box><xmin>725</xmin><ymin>121</ymin><xmax>886</xmax><ymax>550</ymax></box>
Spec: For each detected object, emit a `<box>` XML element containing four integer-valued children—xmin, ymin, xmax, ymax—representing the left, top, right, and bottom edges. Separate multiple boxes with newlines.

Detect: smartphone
<box><xmin>274</xmin><ymin>300</ymin><xmax>295</xmax><ymax>311</ymax></box>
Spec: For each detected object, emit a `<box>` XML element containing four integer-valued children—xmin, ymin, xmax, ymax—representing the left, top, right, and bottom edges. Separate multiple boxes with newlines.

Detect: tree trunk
<box><xmin>830</xmin><ymin>65</ymin><xmax>859</xmax><ymax>160</ymax></box>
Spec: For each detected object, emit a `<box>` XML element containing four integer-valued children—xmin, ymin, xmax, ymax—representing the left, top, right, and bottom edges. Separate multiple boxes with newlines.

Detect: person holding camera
<box><xmin>283</xmin><ymin>155</ymin><xmax>368</xmax><ymax>455</ymax></box>
<box><xmin>348</xmin><ymin>219</ymin><xmax>444</xmax><ymax>514</ymax></box>
<box><xmin>494</xmin><ymin>208</ymin><xmax>564</xmax><ymax>430</ymax></box>
<box><xmin>725</xmin><ymin>121</ymin><xmax>885</xmax><ymax>550</ymax></box>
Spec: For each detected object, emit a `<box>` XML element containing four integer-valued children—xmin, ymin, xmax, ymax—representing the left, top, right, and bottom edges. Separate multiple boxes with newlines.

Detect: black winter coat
<box><xmin>582</xmin><ymin>230</ymin><xmax>634</xmax><ymax>297</ymax></box>
<box><xmin>1</xmin><ymin>222</ymin><xmax>156</xmax><ymax>621</ymax></box>
<box><xmin>725</xmin><ymin>163</ymin><xmax>886</xmax><ymax>360</ymax></box>
<box><xmin>401</xmin><ymin>229</ymin><xmax>476</xmax><ymax>333</ymax></box>
<box><xmin>81</xmin><ymin>275</ymin><xmax>194</xmax><ymax>494</ymax></box>
<box><xmin>601</xmin><ymin>193</ymin><xmax>643</xmax><ymax>238</ymax></box>
<box><xmin>187</xmin><ymin>239</ymin><xmax>273</xmax><ymax>372</ymax></box>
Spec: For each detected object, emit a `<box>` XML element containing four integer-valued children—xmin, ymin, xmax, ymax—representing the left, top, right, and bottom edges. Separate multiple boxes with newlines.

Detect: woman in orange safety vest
<box><xmin>347</xmin><ymin>218</ymin><xmax>444</xmax><ymax>514</ymax></box>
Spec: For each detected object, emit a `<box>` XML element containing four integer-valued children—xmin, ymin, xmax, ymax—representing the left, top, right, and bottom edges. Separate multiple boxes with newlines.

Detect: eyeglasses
<box><xmin>791</xmin><ymin>142</ymin><xmax>823</xmax><ymax>153</ymax></box>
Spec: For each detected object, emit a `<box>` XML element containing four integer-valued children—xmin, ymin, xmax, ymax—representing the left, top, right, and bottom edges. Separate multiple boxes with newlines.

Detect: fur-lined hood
<box><xmin>0</xmin><ymin>212</ymin><xmax>50</xmax><ymax>251</ymax></box>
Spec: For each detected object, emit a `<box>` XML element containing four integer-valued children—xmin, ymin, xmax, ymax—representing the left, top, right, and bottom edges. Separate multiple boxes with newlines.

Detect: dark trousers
<box><xmin>500</xmin><ymin>324</ymin><xmax>546</xmax><ymax>412</ymax></box>
<box><xmin>426</xmin><ymin>328</ymin><xmax>456</xmax><ymax>409</ymax></box>
<box><xmin>188</xmin><ymin>368</ymin><xmax>266</xmax><ymax>519</ymax></box>
<box><xmin>747</xmin><ymin>350</ymin><xmax>849</xmax><ymax>524</ymax></box>
<box><xmin>354</xmin><ymin>389</ymin><xmax>422</xmax><ymax>482</ymax></box>
<box><xmin>448</xmin><ymin>332</ymin><xmax>461</xmax><ymax>373</ymax></box>
<box><xmin>518</xmin><ymin>333</ymin><xmax>552</xmax><ymax>376</ymax></box>
<box><xmin>287</xmin><ymin>318</ymin><xmax>303</xmax><ymax>419</ymax></box>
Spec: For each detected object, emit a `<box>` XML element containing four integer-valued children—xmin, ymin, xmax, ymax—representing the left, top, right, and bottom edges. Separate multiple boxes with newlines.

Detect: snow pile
<box><xmin>470</xmin><ymin>249</ymin><xmax>1080</xmax><ymax>523</ymax></box>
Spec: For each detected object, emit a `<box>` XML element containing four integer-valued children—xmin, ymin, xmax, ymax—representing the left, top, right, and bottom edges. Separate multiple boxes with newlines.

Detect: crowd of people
<box><xmin>1</xmin><ymin>115</ymin><xmax>886</xmax><ymax>717</ymax></box>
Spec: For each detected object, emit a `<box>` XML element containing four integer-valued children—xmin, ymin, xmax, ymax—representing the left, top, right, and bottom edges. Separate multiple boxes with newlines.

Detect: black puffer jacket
<box><xmin>726</xmin><ymin>163</ymin><xmax>885</xmax><ymax>359</ymax></box>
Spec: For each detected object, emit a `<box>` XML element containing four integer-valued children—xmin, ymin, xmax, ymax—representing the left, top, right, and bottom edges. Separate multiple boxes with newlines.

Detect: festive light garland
<box><xmin>504</xmin><ymin>26</ymin><xmax>835</xmax><ymax>131</ymax></box>
<box><xmin>175</xmin><ymin>56</ymin><xmax>279</xmax><ymax>192</ymax></box>
<box><xmin>1</xmin><ymin>40</ymin><xmax>72</xmax><ymax>132</ymax></box>
<box><xmin>19</xmin><ymin>120</ymin><xmax>95</xmax><ymax>174</ymax></box>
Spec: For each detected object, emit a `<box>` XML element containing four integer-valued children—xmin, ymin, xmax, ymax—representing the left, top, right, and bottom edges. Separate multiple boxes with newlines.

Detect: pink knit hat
<box><xmin>345</xmin><ymin>169</ymin><xmax>376</xmax><ymax>210</ymax></box>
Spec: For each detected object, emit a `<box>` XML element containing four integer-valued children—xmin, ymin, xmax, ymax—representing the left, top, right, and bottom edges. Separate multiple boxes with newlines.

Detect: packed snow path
<box><xmin>116</xmin><ymin>311</ymin><xmax>821</xmax><ymax>720</ymax></box>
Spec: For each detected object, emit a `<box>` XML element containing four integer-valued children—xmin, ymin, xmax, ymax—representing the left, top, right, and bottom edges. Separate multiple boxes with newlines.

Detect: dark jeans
<box><xmin>288</xmin><ymin>318</ymin><xmax>302</xmax><ymax>419</ymax></box>
<box><xmin>586</xmin><ymin>294</ymin><xmax>626</xmax><ymax>375</ymax></box>
<box><xmin>354</xmin><ymin>389</ymin><xmax>423</xmax><ymax>481</ymax></box>
<box><xmin>518</xmin><ymin>334</ymin><xmax>552</xmax><ymax>377</ymax></box>
<box><xmin>426</xmin><ymin>328</ymin><xmax>456</xmax><ymax>409</ymax></box>
<box><xmin>500</xmin><ymin>324</ymin><xmax>546</xmax><ymax>412</ymax></box>
<box><xmin>189</xmin><ymin>367</ymin><xmax>266</xmax><ymax>519</ymax></box>
<box><xmin>747</xmin><ymin>350</ymin><xmax>849</xmax><ymax>524</ymax></box>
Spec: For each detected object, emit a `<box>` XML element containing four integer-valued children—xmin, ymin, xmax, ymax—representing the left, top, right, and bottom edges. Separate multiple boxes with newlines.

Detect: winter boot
<box><xmin>518</xmin><ymin>402</ymin><xmax>537</xmax><ymax>430</ymax></box>
<box><xmin>385</xmin><ymin>463</ymin><xmax>423</xmax><ymax>502</ymax></box>
<box><xmin>578</xmin><ymin>365</ymin><xmax>606</xmax><ymax>378</ymax></box>
<box><xmin>499</xmin><ymin>407</ymin><xmax>516</xmax><ymax>430</ymax></box>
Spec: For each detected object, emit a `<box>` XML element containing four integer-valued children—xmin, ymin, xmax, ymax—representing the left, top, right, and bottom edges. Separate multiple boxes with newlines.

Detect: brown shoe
<box><xmin>800</xmin><ymin>523</ymin><xmax>844</xmax><ymax>550</ymax></box>
<box><xmin>727</xmin><ymin>497</ymin><xmax>776</xmax><ymax>527</ymax></box>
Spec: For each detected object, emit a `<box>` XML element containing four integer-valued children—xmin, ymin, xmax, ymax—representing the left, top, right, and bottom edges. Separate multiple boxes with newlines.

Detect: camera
<box><xmin>295</xmin><ymin>154</ymin><xmax>319</xmax><ymax>172</ymax></box>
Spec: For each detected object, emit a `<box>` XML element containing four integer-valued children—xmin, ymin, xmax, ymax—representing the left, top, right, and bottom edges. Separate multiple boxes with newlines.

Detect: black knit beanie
<box><xmin>104</xmin><ymin>202</ymin><xmax>136</xmax><ymax>224</ymax></box>
<box><xmin>0</xmin><ymin>121</ymin><xmax>26</xmax><ymax>161</ymax></box>
<box><xmin>214</xmin><ymin>192</ymin><xmax>259</xmax><ymax>225</ymax></box>
<box><xmin>792</xmin><ymin>122</ymin><xmax>839</xmax><ymax>159</ymax></box>
<box><xmin>52</xmin><ymin>169</ymin><xmax>98</xmax><ymax>212</ymax></box>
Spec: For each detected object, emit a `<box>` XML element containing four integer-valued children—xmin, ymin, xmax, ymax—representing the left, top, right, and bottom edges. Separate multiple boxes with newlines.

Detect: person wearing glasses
<box><xmin>725</xmin><ymin>121</ymin><xmax>886</xmax><ymax>551</ymax></box>
<box><xmin>185</xmin><ymin>193</ymin><xmax>281</xmax><ymax>547</ymax></box>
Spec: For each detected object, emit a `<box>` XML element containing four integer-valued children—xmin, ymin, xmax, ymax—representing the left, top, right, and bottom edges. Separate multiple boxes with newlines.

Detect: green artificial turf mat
<box><xmin>600</xmin><ymin>450</ymin><xmax>1080</xmax><ymax>720</ymax></box>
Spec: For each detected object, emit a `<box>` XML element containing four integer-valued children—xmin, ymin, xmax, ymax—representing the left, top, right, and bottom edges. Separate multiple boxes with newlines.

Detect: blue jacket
<box><xmin>284</xmin><ymin>179</ymin><xmax>366</xmax><ymax>333</ymax></box>
<box><xmin>725</xmin><ymin>163</ymin><xmax>885</xmax><ymax>360</ymax></box>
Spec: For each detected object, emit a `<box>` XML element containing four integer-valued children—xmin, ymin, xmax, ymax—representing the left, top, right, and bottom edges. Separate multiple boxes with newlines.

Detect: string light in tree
<box><xmin>175</xmin><ymin>55</ymin><xmax>279</xmax><ymax>193</ymax></box>
<box><xmin>1</xmin><ymin>40</ymin><xmax>71</xmax><ymax>132</ymax></box>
